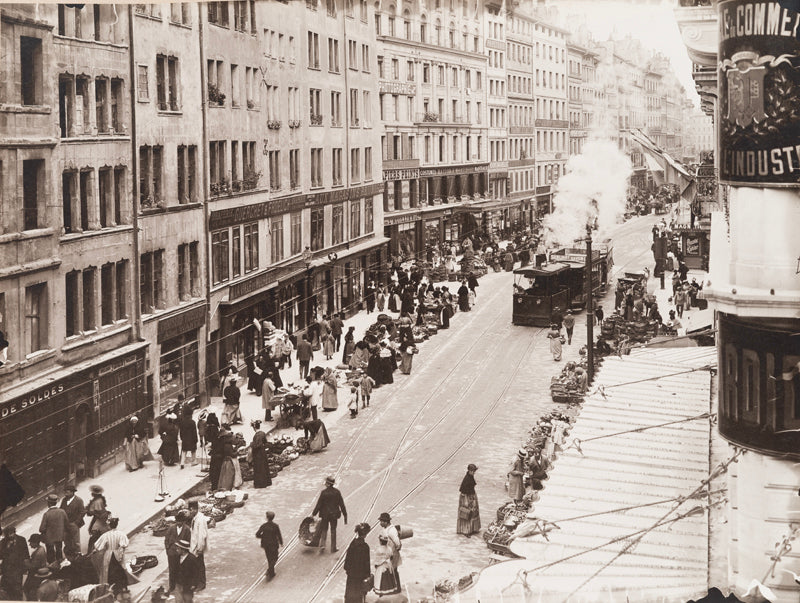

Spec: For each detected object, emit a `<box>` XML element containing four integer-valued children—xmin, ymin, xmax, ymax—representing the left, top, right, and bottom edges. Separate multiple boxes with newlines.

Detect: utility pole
<box><xmin>585</xmin><ymin>223</ymin><xmax>594</xmax><ymax>383</ymax></box>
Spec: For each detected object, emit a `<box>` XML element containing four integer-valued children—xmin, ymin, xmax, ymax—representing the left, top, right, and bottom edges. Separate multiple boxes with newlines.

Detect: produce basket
<box><xmin>299</xmin><ymin>516</ymin><xmax>322</xmax><ymax>547</ymax></box>
<box><xmin>486</xmin><ymin>531</ymin><xmax>521</xmax><ymax>557</ymax></box>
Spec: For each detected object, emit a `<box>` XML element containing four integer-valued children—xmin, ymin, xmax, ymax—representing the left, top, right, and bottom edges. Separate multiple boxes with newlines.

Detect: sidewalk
<box><xmin>8</xmin><ymin>264</ymin><xmax>508</xmax><ymax>558</ymax></box>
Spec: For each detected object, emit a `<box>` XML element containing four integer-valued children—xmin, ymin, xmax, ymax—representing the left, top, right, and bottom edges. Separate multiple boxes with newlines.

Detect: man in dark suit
<box><xmin>255</xmin><ymin>511</ymin><xmax>283</xmax><ymax>580</ymax></box>
<box><xmin>312</xmin><ymin>475</ymin><xmax>347</xmax><ymax>553</ymax></box>
<box><xmin>0</xmin><ymin>525</ymin><xmax>30</xmax><ymax>600</ymax></box>
<box><xmin>59</xmin><ymin>484</ymin><xmax>85</xmax><ymax>556</ymax></box>
<box><xmin>165</xmin><ymin>512</ymin><xmax>192</xmax><ymax>593</ymax></box>
<box><xmin>296</xmin><ymin>334</ymin><xmax>314</xmax><ymax>380</ymax></box>
<box><xmin>173</xmin><ymin>539</ymin><xmax>199</xmax><ymax>603</ymax></box>
<box><xmin>39</xmin><ymin>494</ymin><xmax>69</xmax><ymax>563</ymax></box>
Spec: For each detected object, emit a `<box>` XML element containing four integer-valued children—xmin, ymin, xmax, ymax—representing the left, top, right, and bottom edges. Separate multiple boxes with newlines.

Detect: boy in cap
<box><xmin>39</xmin><ymin>494</ymin><xmax>69</xmax><ymax>563</ymax></box>
<box><xmin>311</xmin><ymin>476</ymin><xmax>347</xmax><ymax>552</ymax></box>
<box><xmin>255</xmin><ymin>511</ymin><xmax>283</xmax><ymax>580</ymax></box>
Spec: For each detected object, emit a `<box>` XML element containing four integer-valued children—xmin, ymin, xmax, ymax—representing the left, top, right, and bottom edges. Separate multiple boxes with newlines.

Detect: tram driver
<box><xmin>514</xmin><ymin>277</ymin><xmax>538</xmax><ymax>296</ymax></box>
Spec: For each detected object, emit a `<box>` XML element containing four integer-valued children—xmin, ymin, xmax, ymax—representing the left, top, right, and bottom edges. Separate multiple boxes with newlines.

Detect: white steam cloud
<box><xmin>542</xmin><ymin>139</ymin><xmax>632</xmax><ymax>248</ymax></box>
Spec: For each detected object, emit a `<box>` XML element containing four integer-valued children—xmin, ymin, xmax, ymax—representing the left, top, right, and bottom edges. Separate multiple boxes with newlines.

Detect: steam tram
<box><xmin>512</xmin><ymin>241</ymin><xmax>613</xmax><ymax>327</ymax></box>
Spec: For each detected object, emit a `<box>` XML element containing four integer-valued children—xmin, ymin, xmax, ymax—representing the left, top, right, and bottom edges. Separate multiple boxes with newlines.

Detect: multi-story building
<box><xmin>684</xmin><ymin>110</ymin><xmax>714</xmax><ymax>162</ymax></box>
<box><xmin>530</xmin><ymin>11</ymin><xmax>568</xmax><ymax>215</ymax></box>
<box><xmin>375</xmin><ymin>0</ymin><xmax>490</xmax><ymax>259</ymax></box>
<box><xmin>131</xmin><ymin>3</ymin><xmax>207</xmax><ymax>417</ymax></box>
<box><xmin>205</xmin><ymin>0</ymin><xmax>385</xmax><ymax>379</ymax></box>
<box><xmin>505</xmin><ymin>10</ymin><xmax>536</xmax><ymax>223</ymax></box>
<box><xmin>566</xmin><ymin>41</ymin><xmax>590</xmax><ymax>157</ymax></box>
<box><xmin>484</xmin><ymin>2</ymin><xmax>508</xmax><ymax>203</ymax></box>
<box><xmin>677</xmin><ymin>2</ymin><xmax>800</xmax><ymax>599</ymax></box>
<box><xmin>1</xmin><ymin>3</ymin><xmax>147</xmax><ymax>517</ymax></box>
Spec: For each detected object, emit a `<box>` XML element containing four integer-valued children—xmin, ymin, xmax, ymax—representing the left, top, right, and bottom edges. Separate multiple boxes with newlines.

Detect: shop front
<box><xmin>0</xmin><ymin>342</ymin><xmax>147</xmax><ymax>518</ymax></box>
<box><xmin>536</xmin><ymin>186</ymin><xmax>553</xmax><ymax>217</ymax></box>
<box><xmin>157</xmin><ymin>304</ymin><xmax>205</xmax><ymax>415</ymax></box>
<box><xmin>674</xmin><ymin>225</ymin><xmax>710</xmax><ymax>271</ymax></box>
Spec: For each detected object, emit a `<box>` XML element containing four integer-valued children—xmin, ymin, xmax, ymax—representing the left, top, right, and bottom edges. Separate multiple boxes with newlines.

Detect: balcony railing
<box><xmin>415</xmin><ymin>112</ymin><xmax>467</xmax><ymax>124</ymax></box>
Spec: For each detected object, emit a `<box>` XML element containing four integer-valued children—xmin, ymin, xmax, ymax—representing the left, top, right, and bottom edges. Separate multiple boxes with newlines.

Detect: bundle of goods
<box><xmin>432</xmin><ymin>573</ymin><xmax>478</xmax><ymax>602</ymax></box>
<box><xmin>411</xmin><ymin>325</ymin><xmax>430</xmax><ymax>343</ymax></box>
<box><xmin>429</xmin><ymin>265</ymin><xmax>448</xmax><ymax>283</ymax></box>
<box><xmin>267</xmin><ymin>435</ymin><xmax>295</xmax><ymax>454</ymax></box>
<box><xmin>549</xmin><ymin>361</ymin><xmax>589</xmax><ymax>404</ymax></box>
<box><xmin>294</xmin><ymin>436</ymin><xmax>310</xmax><ymax>454</ymax></box>
<box><xmin>471</xmin><ymin>257</ymin><xmax>489</xmax><ymax>277</ymax></box>
<box><xmin>299</xmin><ymin>516</ymin><xmax>322</xmax><ymax>546</ymax></box>
<box><xmin>482</xmin><ymin>521</ymin><xmax>522</xmax><ymax>557</ymax></box>
<box><xmin>423</xmin><ymin>312</ymin><xmax>440</xmax><ymax>333</ymax></box>
<box><xmin>128</xmin><ymin>555</ymin><xmax>159</xmax><ymax>575</ymax></box>
<box><xmin>163</xmin><ymin>498</ymin><xmax>188</xmax><ymax>517</ymax></box>
<box><xmin>523</xmin><ymin>410</ymin><xmax>575</xmax><ymax>456</ymax></box>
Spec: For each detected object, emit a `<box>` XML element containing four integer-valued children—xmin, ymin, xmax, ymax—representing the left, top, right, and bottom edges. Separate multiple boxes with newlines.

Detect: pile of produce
<box><xmin>431</xmin><ymin>573</ymin><xmax>478</xmax><ymax>601</ymax></box>
<box><xmin>549</xmin><ymin>361</ymin><xmax>589</xmax><ymax>404</ymax></box>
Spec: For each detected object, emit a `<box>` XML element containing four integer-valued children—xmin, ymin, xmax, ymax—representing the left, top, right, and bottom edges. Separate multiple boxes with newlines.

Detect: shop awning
<box><xmin>0</xmin><ymin>339</ymin><xmax>149</xmax><ymax>401</ymax></box>
<box><xmin>310</xmin><ymin>235</ymin><xmax>390</xmax><ymax>267</ymax></box>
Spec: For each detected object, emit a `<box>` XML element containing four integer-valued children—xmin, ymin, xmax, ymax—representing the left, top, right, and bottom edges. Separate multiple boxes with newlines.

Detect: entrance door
<box><xmin>69</xmin><ymin>404</ymin><xmax>91</xmax><ymax>481</ymax></box>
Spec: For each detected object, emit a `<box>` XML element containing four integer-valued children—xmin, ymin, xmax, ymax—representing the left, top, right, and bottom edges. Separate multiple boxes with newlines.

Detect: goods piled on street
<box><xmin>549</xmin><ymin>361</ymin><xmax>589</xmax><ymax>404</ymax></box>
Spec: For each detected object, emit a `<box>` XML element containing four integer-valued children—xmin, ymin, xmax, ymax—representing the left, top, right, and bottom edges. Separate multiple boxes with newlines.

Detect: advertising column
<box><xmin>715</xmin><ymin>2</ymin><xmax>800</xmax><ymax>597</ymax></box>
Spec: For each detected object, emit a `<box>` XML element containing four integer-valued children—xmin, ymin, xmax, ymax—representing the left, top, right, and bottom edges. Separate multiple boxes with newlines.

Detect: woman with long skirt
<box><xmin>251</xmin><ymin>422</ymin><xmax>272</xmax><ymax>488</ymax></box>
<box><xmin>216</xmin><ymin>430</ymin><xmax>242</xmax><ymax>491</ymax></box>
<box><xmin>157</xmin><ymin>415</ymin><xmax>180</xmax><ymax>466</ymax></box>
<box><xmin>457</xmin><ymin>464</ymin><xmax>481</xmax><ymax>537</ymax></box>
<box><xmin>378</xmin><ymin>342</ymin><xmax>394</xmax><ymax>385</ymax></box>
<box><xmin>399</xmin><ymin>345</ymin><xmax>414</xmax><ymax>375</ymax></box>
<box><xmin>546</xmin><ymin>324</ymin><xmax>564</xmax><ymax>361</ymax></box>
<box><xmin>373</xmin><ymin>536</ymin><xmax>400</xmax><ymax>596</ymax></box>
<box><xmin>321</xmin><ymin>368</ymin><xmax>339</xmax><ymax>411</ymax></box>
<box><xmin>342</xmin><ymin>328</ymin><xmax>356</xmax><ymax>364</ymax></box>
<box><xmin>124</xmin><ymin>416</ymin><xmax>145</xmax><ymax>471</ymax></box>
<box><xmin>367</xmin><ymin>349</ymin><xmax>383</xmax><ymax>386</ymax></box>
<box><xmin>457</xmin><ymin>281</ymin><xmax>470</xmax><ymax>312</ymax></box>
<box><xmin>344</xmin><ymin>523</ymin><xmax>371</xmax><ymax>603</ymax></box>
<box><xmin>440</xmin><ymin>301</ymin><xmax>452</xmax><ymax>329</ymax></box>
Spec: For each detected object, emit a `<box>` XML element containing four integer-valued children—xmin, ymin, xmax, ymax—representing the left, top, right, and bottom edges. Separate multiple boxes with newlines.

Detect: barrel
<box><xmin>395</xmin><ymin>524</ymin><xmax>414</xmax><ymax>539</ymax></box>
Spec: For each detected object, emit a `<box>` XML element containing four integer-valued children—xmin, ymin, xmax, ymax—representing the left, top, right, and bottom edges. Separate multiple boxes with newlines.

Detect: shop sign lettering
<box><xmin>1</xmin><ymin>384</ymin><xmax>65</xmax><ymax>420</ymax></box>
<box><xmin>379</xmin><ymin>81</ymin><xmax>417</xmax><ymax>96</ymax></box>
<box><xmin>383</xmin><ymin>168</ymin><xmax>420</xmax><ymax>181</ymax></box>
<box><xmin>158</xmin><ymin>305</ymin><xmax>206</xmax><ymax>343</ymax></box>
<box><xmin>719</xmin><ymin>0</ymin><xmax>800</xmax><ymax>185</ymax></box>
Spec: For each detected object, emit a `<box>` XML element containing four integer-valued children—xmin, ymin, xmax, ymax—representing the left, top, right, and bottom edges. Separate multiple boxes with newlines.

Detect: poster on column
<box><xmin>718</xmin><ymin>0</ymin><xmax>800</xmax><ymax>185</ymax></box>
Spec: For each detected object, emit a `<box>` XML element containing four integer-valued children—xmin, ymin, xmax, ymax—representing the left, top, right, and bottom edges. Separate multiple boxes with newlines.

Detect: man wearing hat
<box><xmin>174</xmin><ymin>538</ymin><xmax>200</xmax><ymax>602</ymax></box>
<box><xmin>0</xmin><ymin>525</ymin><xmax>30</xmax><ymax>600</ymax></box>
<box><xmin>34</xmin><ymin>567</ymin><xmax>60</xmax><ymax>602</ymax></box>
<box><xmin>165</xmin><ymin>512</ymin><xmax>192</xmax><ymax>594</ymax></box>
<box><xmin>23</xmin><ymin>533</ymin><xmax>48</xmax><ymax>600</ymax></box>
<box><xmin>59</xmin><ymin>484</ymin><xmax>85</xmax><ymax>556</ymax></box>
<box><xmin>311</xmin><ymin>476</ymin><xmax>347</xmax><ymax>552</ymax></box>
<box><xmin>39</xmin><ymin>493</ymin><xmax>69</xmax><ymax>563</ymax></box>
<box><xmin>562</xmin><ymin>309</ymin><xmax>575</xmax><ymax>345</ymax></box>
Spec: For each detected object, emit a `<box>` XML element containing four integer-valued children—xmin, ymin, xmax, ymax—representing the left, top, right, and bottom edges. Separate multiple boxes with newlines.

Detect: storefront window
<box><xmin>311</xmin><ymin>208</ymin><xmax>324</xmax><ymax>251</ymax></box>
<box><xmin>364</xmin><ymin>198</ymin><xmax>374</xmax><ymax>233</ymax></box>
<box><xmin>211</xmin><ymin>230</ymin><xmax>229</xmax><ymax>285</ymax></box>
<box><xmin>159</xmin><ymin>332</ymin><xmax>199</xmax><ymax>415</ymax></box>
<box><xmin>425</xmin><ymin>219</ymin><xmax>440</xmax><ymax>250</ymax></box>
<box><xmin>398</xmin><ymin>222</ymin><xmax>417</xmax><ymax>260</ymax></box>
<box><xmin>332</xmin><ymin>204</ymin><xmax>344</xmax><ymax>245</ymax></box>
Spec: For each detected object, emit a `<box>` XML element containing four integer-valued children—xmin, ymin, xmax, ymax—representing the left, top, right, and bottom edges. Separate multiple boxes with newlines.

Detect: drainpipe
<box><xmin>198</xmin><ymin>6</ymin><xmax>213</xmax><ymax>384</ymax></box>
<box><xmin>127</xmin><ymin>4</ymin><xmax>141</xmax><ymax>343</ymax></box>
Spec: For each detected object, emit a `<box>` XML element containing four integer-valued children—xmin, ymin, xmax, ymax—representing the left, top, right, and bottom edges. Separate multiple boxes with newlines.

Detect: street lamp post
<box><xmin>585</xmin><ymin>223</ymin><xmax>594</xmax><ymax>383</ymax></box>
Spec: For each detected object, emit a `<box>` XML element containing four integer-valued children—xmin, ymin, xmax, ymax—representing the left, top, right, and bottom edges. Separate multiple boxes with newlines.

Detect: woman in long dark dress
<box><xmin>258</xmin><ymin>350</ymin><xmax>282</xmax><ymax>388</ymax></box>
<box><xmin>344</xmin><ymin>523</ymin><xmax>371</xmax><ymax>603</ymax></box>
<box><xmin>157</xmin><ymin>415</ymin><xmax>180</xmax><ymax>466</ymax></box>
<box><xmin>378</xmin><ymin>342</ymin><xmax>394</xmax><ymax>385</ymax></box>
<box><xmin>250</xmin><ymin>421</ymin><xmax>272</xmax><ymax>488</ymax></box>
<box><xmin>342</xmin><ymin>327</ymin><xmax>356</xmax><ymax>364</ymax></box>
<box><xmin>456</xmin><ymin>464</ymin><xmax>481</xmax><ymax>536</ymax></box>
<box><xmin>367</xmin><ymin>348</ymin><xmax>383</xmax><ymax>386</ymax></box>
<box><xmin>457</xmin><ymin>281</ymin><xmax>471</xmax><ymax>312</ymax></box>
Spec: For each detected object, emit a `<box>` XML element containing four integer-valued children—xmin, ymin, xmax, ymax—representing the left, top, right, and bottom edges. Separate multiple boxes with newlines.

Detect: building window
<box><xmin>307</xmin><ymin>31</ymin><xmax>320</xmax><ymax>69</ymax></box>
<box><xmin>309</xmin><ymin>88</ymin><xmax>321</xmax><ymax>123</ymax></box>
<box><xmin>98</xmin><ymin>167</ymin><xmax>114</xmax><ymax>227</ymax></box>
<box><xmin>211</xmin><ymin>229</ymin><xmax>230</xmax><ymax>285</ymax></box>
<box><xmin>310</xmin><ymin>207</ymin><xmax>324</xmax><ymax>251</ymax></box>
<box><xmin>330</xmin><ymin>91</ymin><xmax>341</xmax><ymax>126</ymax></box>
<box><xmin>362</xmin><ymin>44</ymin><xmax>370</xmax><ymax>72</ymax></box>
<box><xmin>20</xmin><ymin>37</ymin><xmax>43</xmax><ymax>106</ymax></box>
<box><xmin>407</xmin><ymin>60</ymin><xmax>415</xmax><ymax>81</ymax></box>
<box><xmin>332</xmin><ymin>204</ymin><xmax>344</xmax><ymax>245</ymax></box>
<box><xmin>137</xmin><ymin>65</ymin><xmax>149</xmax><ymax>101</ymax></box>
<box><xmin>243</xmin><ymin>222</ymin><xmax>259</xmax><ymax>273</ymax></box>
<box><xmin>363</xmin><ymin>90</ymin><xmax>371</xmax><ymax>126</ymax></box>
<box><xmin>289</xmin><ymin>149</ymin><xmax>299</xmax><ymax>189</ymax></box>
<box><xmin>209</xmin><ymin>140</ymin><xmax>226</xmax><ymax>192</ymax></box>
<box><xmin>364</xmin><ymin>197</ymin><xmax>373</xmax><ymax>233</ymax></box>
<box><xmin>25</xmin><ymin>283</ymin><xmax>48</xmax><ymax>355</ymax></box>
<box><xmin>311</xmin><ymin>148</ymin><xmax>323</xmax><ymax>188</ymax></box>
<box><xmin>230</xmin><ymin>63</ymin><xmax>240</xmax><ymax>106</ymax></box>
<box><xmin>233</xmin><ymin>0</ymin><xmax>248</xmax><ymax>31</ymax></box>
<box><xmin>177</xmin><ymin>145</ymin><xmax>197</xmax><ymax>203</ymax></box>
<box><xmin>350</xmin><ymin>88</ymin><xmax>359</xmax><ymax>126</ymax></box>
<box><xmin>140</xmin><ymin>250</ymin><xmax>164</xmax><ymax>313</ymax></box>
<box><xmin>351</xmin><ymin>148</ymin><xmax>360</xmax><ymax>182</ymax></box>
<box><xmin>271</xmin><ymin>217</ymin><xmax>284</xmax><ymax>262</ymax></box>
<box><xmin>332</xmin><ymin>148</ymin><xmax>343</xmax><ymax>186</ymax></box>
<box><xmin>348</xmin><ymin>39</ymin><xmax>357</xmax><ymax>70</ymax></box>
<box><xmin>329</xmin><ymin>38</ymin><xmax>340</xmax><ymax>73</ymax></box>
<box><xmin>350</xmin><ymin>200</ymin><xmax>361</xmax><ymax>238</ymax></box>
<box><xmin>232</xmin><ymin>226</ymin><xmax>241</xmax><ymax>277</ymax></box>
<box><xmin>208</xmin><ymin>1</ymin><xmax>228</xmax><ymax>26</ymax></box>
<box><xmin>81</xmin><ymin>267</ymin><xmax>96</xmax><ymax>332</ymax></box>
<box><xmin>22</xmin><ymin>159</ymin><xmax>44</xmax><ymax>231</ymax></box>
<box><xmin>156</xmin><ymin>54</ymin><xmax>180</xmax><ymax>111</ymax></box>
<box><xmin>291</xmin><ymin>212</ymin><xmax>302</xmax><ymax>256</ymax></box>
<box><xmin>364</xmin><ymin>146</ymin><xmax>372</xmax><ymax>180</ymax></box>
<box><xmin>327</xmin><ymin>0</ymin><xmax>337</xmax><ymax>17</ymax></box>
<box><xmin>170</xmin><ymin>2</ymin><xmax>191</xmax><ymax>25</ymax></box>
<box><xmin>65</xmin><ymin>270</ymin><xmax>80</xmax><ymax>337</ymax></box>
<box><xmin>177</xmin><ymin>242</ymin><xmax>198</xmax><ymax>302</ymax></box>
<box><xmin>269</xmin><ymin>150</ymin><xmax>281</xmax><ymax>190</ymax></box>
<box><xmin>139</xmin><ymin>145</ymin><xmax>164</xmax><ymax>207</ymax></box>
<box><xmin>101</xmin><ymin>263</ymin><xmax>115</xmax><ymax>325</ymax></box>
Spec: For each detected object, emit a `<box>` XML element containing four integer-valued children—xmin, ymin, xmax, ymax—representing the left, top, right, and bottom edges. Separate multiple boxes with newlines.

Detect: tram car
<box><xmin>512</xmin><ymin>241</ymin><xmax>613</xmax><ymax>327</ymax></box>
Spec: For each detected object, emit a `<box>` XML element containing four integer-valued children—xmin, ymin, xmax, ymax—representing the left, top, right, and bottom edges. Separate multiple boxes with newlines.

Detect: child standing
<box><xmin>348</xmin><ymin>386</ymin><xmax>360</xmax><ymax>417</ymax></box>
<box><xmin>359</xmin><ymin>374</ymin><xmax>375</xmax><ymax>408</ymax></box>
